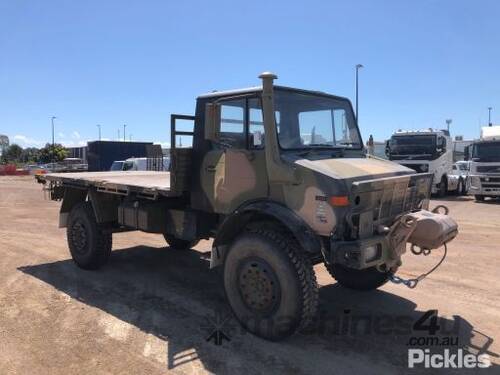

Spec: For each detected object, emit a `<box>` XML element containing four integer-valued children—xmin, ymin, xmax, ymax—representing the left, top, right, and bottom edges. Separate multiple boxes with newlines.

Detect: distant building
<box><xmin>86</xmin><ymin>140</ymin><xmax>162</xmax><ymax>171</ymax></box>
<box><xmin>66</xmin><ymin>146</ymin><xmax>88</xmax><ymax>162</ymax></box>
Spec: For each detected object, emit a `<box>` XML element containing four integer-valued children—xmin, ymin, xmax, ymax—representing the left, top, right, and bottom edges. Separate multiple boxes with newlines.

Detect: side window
<box><xmin>122</xmin><ymin>161</ymin><xmax>134</xmax><ymax>171</ymax></box>
<box><xmin>248</xmin><ymin>98</ymin><xmax>264</xmax><ymax>149</ymax></box>
<box><xmin>220</xmin><ymin>99</ymin><xmax>245</xmax><ymax>148</ymax></box>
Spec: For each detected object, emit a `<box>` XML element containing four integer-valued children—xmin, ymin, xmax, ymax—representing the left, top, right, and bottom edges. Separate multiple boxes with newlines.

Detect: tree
<box><xmin>39</xmin><ymin>143</ymin><xmax>68</xmax><ymax>163</ymax></box>
<box><xmin>20</xmin><ymin>147</ymin><xmax>41</xmax><ymax>163</ymax></box>
<box><xmin>1</xmin><ymin>144</ymin><xmax>23</xmax><ymax>163</ymax></box>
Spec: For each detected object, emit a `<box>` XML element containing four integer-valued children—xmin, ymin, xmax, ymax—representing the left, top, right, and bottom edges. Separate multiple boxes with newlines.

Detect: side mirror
<box><xmin>385</xmin><ymin>140</ymin><xmax>390</xmax><ymax>157</ymax></box>
<box><xmin>205</xmin><ymin>103</ymin><xmax>221</xmax><ymax>141</ymax></box>
<box><xmin>464</xmin><ymin>145</ymin><xmax>469</xmax><ymax>161</ymax></box>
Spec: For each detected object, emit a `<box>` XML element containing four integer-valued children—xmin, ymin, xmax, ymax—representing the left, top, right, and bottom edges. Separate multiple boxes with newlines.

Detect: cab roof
<box><xmin>197</xmin><ymin>85</ymin><xmax>350</xmax><ymax>102</ymax></box>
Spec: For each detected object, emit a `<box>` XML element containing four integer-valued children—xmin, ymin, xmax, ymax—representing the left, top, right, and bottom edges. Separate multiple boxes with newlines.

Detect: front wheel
<box><xmin>326</xmin><ymin>263</ymin><xmax>391</xmax><ymax>291</ymax></box>
<box><xmin>67</xmin><ymin>202</ymin><xmax>112</xmax><ymax>270</ymax></box>
<box><xmin>223</xmin><ymin>230</ymin><xmax>318</xmax><ymax>340</ymax></box>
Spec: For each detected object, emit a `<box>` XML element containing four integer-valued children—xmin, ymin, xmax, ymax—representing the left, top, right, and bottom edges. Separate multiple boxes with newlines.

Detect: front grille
<box><xmin>482</xmin><ymin>184</ymin><xmax>500</xmax><ymax>188</ymax></box>
<box><xmin>481</xmin><ymin>177</ymin><xmax>500</xmax><ymax>183</ymax></box>
<box><xmin>349</xmin><ymin>173</ymin><xmax>433</xmax><ymax>239</ymax></box>
<box><xmin>477</xmin><ymin>165</ymin><xmax>500</xmax><ymax>173</ymax></box>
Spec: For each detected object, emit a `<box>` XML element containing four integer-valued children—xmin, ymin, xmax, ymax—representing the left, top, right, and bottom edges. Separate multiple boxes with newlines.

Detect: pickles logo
<box><xmin>408</xmin><ymin>349</ymin><xmax>491</xmax><ymax>369</ymax></box>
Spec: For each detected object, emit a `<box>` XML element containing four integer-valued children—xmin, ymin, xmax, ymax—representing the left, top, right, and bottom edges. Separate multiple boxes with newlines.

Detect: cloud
<box><xmin>61</xmin><ymin>139</ymin><xmax>88</xmax><ymax>147</ymax></box>
<box><xmin>72</xmin><ymin>131</ymin><xmax>81</xmax><ymax>139</ymax></box>
<box><xmin>12</xmin><ymin>135</ymin><xmax>44</xmax><ymax>147</ymax></box>
<box><xmin>58</xmin><ymin>132</ymin><xmax>65</xmax><ymax>138</ymax></box>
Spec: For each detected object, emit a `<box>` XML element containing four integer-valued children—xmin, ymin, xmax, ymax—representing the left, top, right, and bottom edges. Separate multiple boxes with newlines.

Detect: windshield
<box><xmin>110</xmin><ymin>161</ymin><xmax>124</xmax><ymax>171</ymax></box>
<box><xmin>473</xmin><ymin>142</ymin><xmax>500</xmax><ymax>162</ymax></box>
<box><xmin>274</xmin><ymin>89</ymin><xmax>361</xmax><ymax>150</ymax></box>
<box><xmin>388</xmin><ymin>134</ymin><xmax>438</xmax><ymax>160</ymax></box>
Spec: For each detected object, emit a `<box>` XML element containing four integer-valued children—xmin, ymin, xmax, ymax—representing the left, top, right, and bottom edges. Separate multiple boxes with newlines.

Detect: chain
<box><xmin>389</xmin><ymin>243</ymin><xmax>448</xmax><ymax>289</ymax></box>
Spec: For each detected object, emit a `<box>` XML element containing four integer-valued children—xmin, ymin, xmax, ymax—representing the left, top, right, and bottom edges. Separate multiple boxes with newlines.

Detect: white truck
<box><xmin>386</xmin><ymin>129</ymin><xmax>460</xmax><ymax>196</ymax></box>
<box><xmin>466</xmin><ymin>126</ymin><xmax>500</xmax><ymax>201</ymax></box>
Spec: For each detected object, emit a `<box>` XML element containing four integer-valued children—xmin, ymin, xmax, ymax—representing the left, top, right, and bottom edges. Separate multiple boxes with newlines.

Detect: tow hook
<box><xmin>388</xmin><ymin>204</ymin><xmax>456</xmax><ymax>289</ymax></box>
<box><xmin>389</xmin><ymin>243</ymin><xmax>448</xmax><ymax>289</ymax></box>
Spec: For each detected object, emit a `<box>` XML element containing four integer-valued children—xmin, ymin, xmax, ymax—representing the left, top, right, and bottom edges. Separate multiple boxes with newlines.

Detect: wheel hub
<box><xmin>238</xmin><ymin>258</ymin><xmax>280</xmax><ymax>313</ymax></box>
<box><xmin>71</xmin><ymin>220</ymin><xmax>88</xmax><ymax>254</ymax></box>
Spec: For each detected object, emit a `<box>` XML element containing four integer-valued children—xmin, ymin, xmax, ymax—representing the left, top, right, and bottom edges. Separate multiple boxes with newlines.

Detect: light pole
<box><xmin>97</xmin><ymin>124</ymin><xmax>101</xmax><ymax>140</ymax></box>
<box><xmin>123</xmin><ymin>124</ymin><xmax>126</xmax><ymax>141</ymax></box>
<box><xmin>488</xmin><ymin>107</ymin><xmax>493</xmax><ymax>126</ymax></box>
<box><xmin>446</xmin><ymin>119</ymin><xmax>452</xmax><ymax>132</ymax></box>
<box><xmin>355</xmin><ymin>64</ymin><xmax>363</xmax><ymax>123</ymax></box>
<box><xmin>118</xmin><ymin>128</ymin><xmax>120</xmax><ymax>141</ymax></box>
<box><xmin>51</xmin><ymin>116</ymin><xmax>57</xmax><ymax>163</ymax></box>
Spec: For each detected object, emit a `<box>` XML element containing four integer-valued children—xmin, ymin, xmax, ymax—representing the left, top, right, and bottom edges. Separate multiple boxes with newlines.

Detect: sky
<box><xmin>1</xmin><ymin>0</ymin><xmax>499</xmax><ymax>148</ymax></box>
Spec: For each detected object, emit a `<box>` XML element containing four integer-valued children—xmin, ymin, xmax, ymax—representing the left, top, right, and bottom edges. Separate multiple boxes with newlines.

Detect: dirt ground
<box><xmin>1</xmin><ymin>176</ymin><xmax>499</xmax><ymax>374</ymax></box>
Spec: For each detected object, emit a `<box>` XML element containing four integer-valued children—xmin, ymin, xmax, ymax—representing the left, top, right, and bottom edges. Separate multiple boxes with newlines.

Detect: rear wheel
<box><xmin>460</xmin><ymin>178</ymin><xmax>468</xmax><ymax>195</ymax></box>
<box><xmin>326</xmin><ymin>263</ymin><xmax>391</xmax><ymax>291</ymax></box>
<box><xmin>67</xmin><ymin>202</ymin><xmax>112</xmax><ymax>270</ymax></box>
<box><xmin>475</xmin><ymin>195</ymin><xmax>485</xmax><ymax>202</ymax></box>
<box><xmin>163</xmin><ymin>234</ymin><xmax>199</xmax><ymax>250</ymax></box>
<box><xmin>223</xmin><ymin>230</ymin><xmax>318</xmax><ymax>340</ymax></box>
<box><xmin>438</xmin><ymin>177</ymin><xmax>447</xmax><ymax>197</ymax></box>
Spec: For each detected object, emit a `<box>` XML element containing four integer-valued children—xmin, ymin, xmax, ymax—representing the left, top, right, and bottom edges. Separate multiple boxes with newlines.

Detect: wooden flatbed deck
<box><xmin>40</xmin><ymin>171</ymin><xmax>178</xmax><ymax>198</ymax></box>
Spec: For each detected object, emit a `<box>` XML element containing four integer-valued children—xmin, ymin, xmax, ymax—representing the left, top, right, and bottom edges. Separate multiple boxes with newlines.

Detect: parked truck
<box><xmin>466</xmin><ymin>125</ymin><xmax>500</xmax><ymax>201</ymax></box>
<box><xmin>36</xmin><ymin>73</ymin><xmax>458</xmax><ymax>340</ymax></box>
<box><xmin>385</xmin><ymin>129</ymin><xmax>462</xmax><ymax>196</ymax></box>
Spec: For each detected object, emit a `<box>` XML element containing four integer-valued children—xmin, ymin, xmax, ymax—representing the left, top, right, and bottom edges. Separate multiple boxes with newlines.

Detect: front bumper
<box><xmin>469</xmin><ymin>175</ymin><xmax>500</xmax><ymax>196</ymax></box>
<box><xmin>331</xmin><ymin>235</ymin><xmax>392</xmax><ymax>270</ymax></box>
<box><xmin>331</xmin><ymin>209</ymin><xmax>458</xmax><ymax>270</ymax></box>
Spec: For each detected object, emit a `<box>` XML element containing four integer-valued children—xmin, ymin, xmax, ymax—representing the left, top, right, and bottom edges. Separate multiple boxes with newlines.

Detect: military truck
<box><xmin>36</xmin><ymin>73</ymin><xmax>458</xmax><ymax>340</ymax></box>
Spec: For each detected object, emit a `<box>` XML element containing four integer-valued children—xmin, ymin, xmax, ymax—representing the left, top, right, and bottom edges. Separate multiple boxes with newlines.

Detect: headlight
<box><xmin>420</xmin><ymin>164</ymin><xmax>429</xmax><ymax>172</ymax></box>
<box><xmin>364</xmin><ymin>244</ymin><xmax>381</xmax><ymax>262</ymax></box>
<box><xmin>471</xmin><ymin>176</ymin><xmax>481</xmax><ymax>187</ymax></box>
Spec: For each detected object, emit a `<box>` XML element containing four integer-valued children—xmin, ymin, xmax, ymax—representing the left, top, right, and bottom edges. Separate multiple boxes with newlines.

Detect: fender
<box><xmin>211</xmin><ymin>200</ymin><xmax>322</xmax><ymax>268</ymax></box>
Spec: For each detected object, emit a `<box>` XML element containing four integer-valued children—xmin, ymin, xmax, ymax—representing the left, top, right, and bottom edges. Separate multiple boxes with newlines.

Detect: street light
<box><xmin>97</xmin><ymin>124</ymin><xmax>101</xmax><ymax>141</ymax></box>
<box><xmin>446</xmin><ymin>119</ymin><xmax>452</xmax><ymax>132</ymax></box>
<box><xmin>123</xmin><ymin>124</ymin><xmax>127</xmax><ymax>142</ymax></box>
<box><xmin>51</xmin><ymin>116</ymin><xmax>57</xmax><ymax>163</ymax></box>
<box><xmin>488</xmin><ymin>107</ymin><xmax>493</xmax><ymax>126</ymax></box>
<box><xmin>355</xmin><ymin>64</ymin><xmax>364</xmax><ymax>123</ymax></box>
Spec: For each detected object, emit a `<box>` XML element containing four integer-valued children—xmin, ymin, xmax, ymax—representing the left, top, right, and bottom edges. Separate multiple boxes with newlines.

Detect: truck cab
<box><xmin>385</xmin><ymin>129</ymin><xmax>458</xmax><ymax>196</ymax></box>
<box><xmin>466</xmin><ymin>126</ymin><xmax>500</xmax><ymax>201</ymax></box>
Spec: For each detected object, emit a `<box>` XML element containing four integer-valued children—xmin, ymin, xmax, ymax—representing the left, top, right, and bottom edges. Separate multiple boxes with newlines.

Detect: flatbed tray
<box><xmin>39</xmin><ymin>171</ymin><xmax>179</xmax><ymax>198</ymax></box>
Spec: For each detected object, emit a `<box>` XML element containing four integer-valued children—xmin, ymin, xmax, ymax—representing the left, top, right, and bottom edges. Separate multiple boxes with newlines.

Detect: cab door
<box><xmin>200</xmin><ymin>96</ymin><xmax>269</xmax><ymax>213</ymax></box>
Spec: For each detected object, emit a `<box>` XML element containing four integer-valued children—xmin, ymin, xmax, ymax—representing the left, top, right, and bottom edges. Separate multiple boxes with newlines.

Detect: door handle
<box><xmin>206</xmin><ymin>165</ymin><xmax>216</xmax><ymax>172</ymax></box>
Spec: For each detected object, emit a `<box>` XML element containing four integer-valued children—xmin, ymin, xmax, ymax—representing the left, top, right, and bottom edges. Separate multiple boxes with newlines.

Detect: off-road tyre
<box><xmin>67</xmin><ymin>202</ymin><xmax>112</xmax><ymax>270</ymax></box>
<box><xmin>223</xmin><ymin>229</ymin><xmax>319</xmax><ymax>340</ymax></box>
<box><xmin>326</xmin><ymin>263</ymin><xmax>391</xmax><ymax>291</ymax></box>
<box><xmin>163</xmin><ymin>234</ymin><xmax>199</xmax><ymax>250</ymax></box>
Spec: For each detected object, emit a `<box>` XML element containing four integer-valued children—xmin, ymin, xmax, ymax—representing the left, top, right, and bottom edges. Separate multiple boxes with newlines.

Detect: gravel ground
<box><xmin>1</xmin><ymin>176</ymin><xmax>499</xmax><ymax>374</ymax></box>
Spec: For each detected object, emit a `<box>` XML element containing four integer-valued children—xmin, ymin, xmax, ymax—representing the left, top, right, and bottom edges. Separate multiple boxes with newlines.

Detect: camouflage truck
<box><xmin>36</xmin><ymin>73</ymin><xmax>458</xmax><ymax>340</ymax></box>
